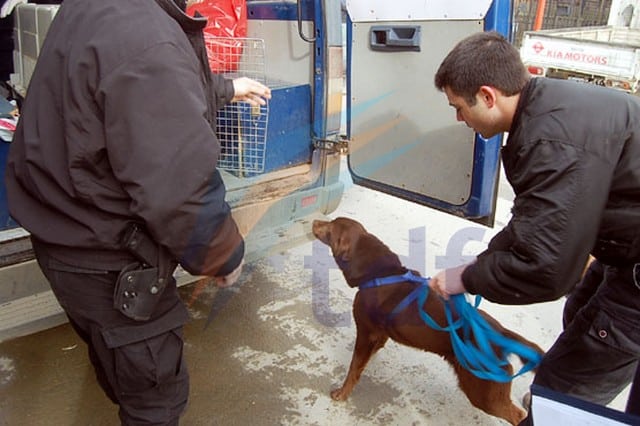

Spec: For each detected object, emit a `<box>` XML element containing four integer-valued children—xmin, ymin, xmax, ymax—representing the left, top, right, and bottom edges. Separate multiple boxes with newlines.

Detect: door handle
<box><xmin>370</xmin><ymin>26</ymin><xmax>421</xmax><ymax>52</ymax></box>
<box><xmin>297</xmin><ymin>0</ymin><xmax>316</xmax><ymax>43</ymax></box>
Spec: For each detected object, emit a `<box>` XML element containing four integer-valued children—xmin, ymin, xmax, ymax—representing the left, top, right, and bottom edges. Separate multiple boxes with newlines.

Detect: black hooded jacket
<box><xmin>6</xmin><ymin>0</ymin><xmax>243</xmax><ymax>276</ymax></box>
<box><xmin>462</xmin><ymin>78</ymin><xmax>640</xmax><ymax>304</ymax></box>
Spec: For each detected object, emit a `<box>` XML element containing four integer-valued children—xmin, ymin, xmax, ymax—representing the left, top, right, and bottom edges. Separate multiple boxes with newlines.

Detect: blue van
<box><xmin>0</xmin><ymin>0</ymin><xmax>512</xmax><ymax>339</ymax></box>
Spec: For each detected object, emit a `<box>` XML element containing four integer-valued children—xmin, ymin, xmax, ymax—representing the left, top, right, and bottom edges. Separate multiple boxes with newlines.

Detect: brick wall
<box><xmin>512</xmin><ymin>0</ymin><xmax>612</xmax><ymax>46</ymax></box>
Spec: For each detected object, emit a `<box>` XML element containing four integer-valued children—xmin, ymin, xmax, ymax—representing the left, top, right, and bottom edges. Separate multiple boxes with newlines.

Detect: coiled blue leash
<box><xmin>360</xmin><ymin>271</ymin><xmax>542</xmax><ymax>383</ymax></box>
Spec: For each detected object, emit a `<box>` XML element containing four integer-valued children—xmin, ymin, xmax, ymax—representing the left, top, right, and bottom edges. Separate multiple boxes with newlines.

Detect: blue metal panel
<box><xmin>485</xmin><ymin>0</ymin><xmax>513</xmax><ymax>39</ymax></box>
<box><xmin>464</xmin><ymin>135</ymin><xmax>502</xmax><ymax>218</ymax></box>
<box><xmin>258</xmin><ymin>84</ymin><xmax>313</xmax><ymax>174</ymax></box>
<box><xmin>463</xmin><ymin>0</ymin><xmax>512</xmax><ymax>219</ymax></box>
<box><xmin>311</xmin><ymin>0</ymin><xmax>327</xmax><ymax>140</ymax></box>
<box><xmin>0</xmin><ymin>141</ymin><xmax>18</xmax><ymax>230</ymax></box>
<box><xmin>247</xmin><ymin>0</ymin><xmax>314</xmax><ymax>21</ymax></box>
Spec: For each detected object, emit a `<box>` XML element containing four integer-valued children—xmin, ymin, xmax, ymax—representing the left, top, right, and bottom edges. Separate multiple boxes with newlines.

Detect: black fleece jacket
<box><xmin>6</xmin><ymin>0</ymin><xmax>243</xmax><ymax>276</ymax></box>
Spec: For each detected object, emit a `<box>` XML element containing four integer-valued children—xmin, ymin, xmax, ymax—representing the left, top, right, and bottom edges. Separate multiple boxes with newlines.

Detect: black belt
<box><xmin>593</xmin><ymin>237</ymin><xmax>640</xmax><ymax>267</ymax></box>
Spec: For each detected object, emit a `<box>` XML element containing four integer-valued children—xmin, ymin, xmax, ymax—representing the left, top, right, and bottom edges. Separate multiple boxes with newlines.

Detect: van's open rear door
<box><xmin>345</xmin><ymin>0</ymin><xmax>512</xmax><ymax>226</ymax></box>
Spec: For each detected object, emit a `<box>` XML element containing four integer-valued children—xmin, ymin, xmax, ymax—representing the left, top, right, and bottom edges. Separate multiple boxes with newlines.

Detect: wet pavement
<box><xmin>0</xmin><ymin>161</ymin><xmax>630</xmax><ymax>425</ymax></box>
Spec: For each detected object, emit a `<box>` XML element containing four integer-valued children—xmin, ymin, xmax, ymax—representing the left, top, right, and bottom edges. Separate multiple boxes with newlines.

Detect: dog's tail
<box><xmin>479</xmin><ymin>311</ymin><xmax>545</xmax><ymax>372</ymax></box>
<box><xmin>499</xmin><ymin>327</ymin><xmax>545</xmax><ymax>371</ymax></box>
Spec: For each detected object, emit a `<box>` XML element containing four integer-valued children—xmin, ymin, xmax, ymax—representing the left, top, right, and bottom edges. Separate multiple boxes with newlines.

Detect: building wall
<box><xmin>512</xmin><ymin>0</ymin><xmax>612</xmax><ymax>46</ymax></box>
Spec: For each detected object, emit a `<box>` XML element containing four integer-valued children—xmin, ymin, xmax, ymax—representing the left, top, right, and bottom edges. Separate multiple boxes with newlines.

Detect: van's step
<box><xmin>0</xmin><ymin>228</ymin><xmax>33</xmax><ymax>268</ymax></box>
<box><xmin>0</xmin><ymin>290</ymin><xmax>66</xmax><ymax>343</ymax></box>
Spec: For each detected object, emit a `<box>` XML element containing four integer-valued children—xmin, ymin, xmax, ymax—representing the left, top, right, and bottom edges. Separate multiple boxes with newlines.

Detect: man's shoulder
<box><xmin>53</xmin><ymin>0</ymin><xmax>189</xmax><ymax>77</ymax></box>
<box><xmin>59</xmin><ymin>0</ymin><xmax>183</xmax><ymax>50</ymax></box>
<box><xmin>534</xmin><ymin>77</ymin><xmax>631</xmax><ymax>102</ymax></box>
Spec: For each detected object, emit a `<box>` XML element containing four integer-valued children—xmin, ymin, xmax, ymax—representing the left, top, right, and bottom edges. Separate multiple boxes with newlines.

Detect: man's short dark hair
<box><xmin>434</xmin><ymin>31</ymin><xmax>530</xmax><ymax>105</ymax></box>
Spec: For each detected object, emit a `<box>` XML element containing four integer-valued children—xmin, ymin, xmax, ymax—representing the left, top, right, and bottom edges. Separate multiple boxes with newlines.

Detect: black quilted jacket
<box><xmin>463</xmin><ymin>77</ymin><xmax>640</xmax><ymax>304</ymax></box>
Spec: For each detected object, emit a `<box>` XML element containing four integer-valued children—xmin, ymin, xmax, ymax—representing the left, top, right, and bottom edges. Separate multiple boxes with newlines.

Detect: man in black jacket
<box><xmin>430</xmin><ymin>31</ymin><xmax>640</xmax><ymax>423</ymax></box>
<box><xmin>5</xmin><ymin>0</ymin><xmax>270</xmax><ymax>424</ymax></box>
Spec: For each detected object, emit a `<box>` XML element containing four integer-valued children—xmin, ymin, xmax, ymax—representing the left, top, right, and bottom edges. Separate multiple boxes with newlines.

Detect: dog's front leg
<box><xmin>331</xmin><ymin>326</ymin><xmax>388</xmax><ymax>401</ymax></box>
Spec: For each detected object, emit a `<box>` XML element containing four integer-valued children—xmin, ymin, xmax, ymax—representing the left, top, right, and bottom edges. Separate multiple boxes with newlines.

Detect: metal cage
<box><xmin>206</xmin><ymin>36</ymin><xmax>269</xmax><ymax>176</ymax></box>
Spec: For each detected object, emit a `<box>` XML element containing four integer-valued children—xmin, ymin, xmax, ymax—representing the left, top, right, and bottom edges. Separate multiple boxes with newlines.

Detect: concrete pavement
<box><xmin>0</xmin><ymin>160</ymin><xmax>630</xmax><ymax>425</ymax></box>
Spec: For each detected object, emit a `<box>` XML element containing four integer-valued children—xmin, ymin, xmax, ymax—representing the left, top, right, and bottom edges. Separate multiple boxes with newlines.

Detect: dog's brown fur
<box><xmin>312</xmin><ymin>217</ymin><xmax>545</xmax><ymax>425</ymax></box>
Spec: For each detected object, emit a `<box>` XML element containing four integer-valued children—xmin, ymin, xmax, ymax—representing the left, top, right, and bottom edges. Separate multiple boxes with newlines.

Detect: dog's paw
<box><xmin>330</xmin><ymin>388</ymin><xmax>349</xmax><ymax>401</ymax></box>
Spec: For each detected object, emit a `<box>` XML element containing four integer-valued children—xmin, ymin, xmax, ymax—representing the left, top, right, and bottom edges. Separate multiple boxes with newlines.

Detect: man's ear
<box><xmin>478</xmin><ymin>85</ymin><xmax>497</xmax><ymax>108</ymax></box>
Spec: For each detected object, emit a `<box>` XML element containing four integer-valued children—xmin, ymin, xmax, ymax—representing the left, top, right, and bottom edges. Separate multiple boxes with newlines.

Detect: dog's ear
<box><xmin>332</xmin><ymin>234</ymin><xmax>352</xmax><ymax>262</ymax></box>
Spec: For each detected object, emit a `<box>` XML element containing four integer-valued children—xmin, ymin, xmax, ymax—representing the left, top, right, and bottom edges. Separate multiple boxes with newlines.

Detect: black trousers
<box><xmin>520</xmin><ymin>260</ymin><xmax>640</xmax><ymax>425</ymax></box>
<box><xmin>34</xmin><ymin>244</ymin><xmax>190</xmax><ymax>426</ymax></box>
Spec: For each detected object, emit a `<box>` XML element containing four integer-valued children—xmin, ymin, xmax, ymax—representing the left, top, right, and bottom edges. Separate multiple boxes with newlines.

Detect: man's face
<box><xmin>444</xmin><ymin>87</ymin><xmax>498</xmax><ymax>139</ymax></box>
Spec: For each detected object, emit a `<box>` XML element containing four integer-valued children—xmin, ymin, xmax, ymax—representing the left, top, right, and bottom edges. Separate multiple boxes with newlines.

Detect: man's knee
<box><xmin>113</xmin><ymin>328</ymin><xmax>189</xmax><ymax>425</ymax></box>
<box><xmin>534</xmin><ymin>305</ymin><xmax>640</xmax><ymax>406</ymax></box>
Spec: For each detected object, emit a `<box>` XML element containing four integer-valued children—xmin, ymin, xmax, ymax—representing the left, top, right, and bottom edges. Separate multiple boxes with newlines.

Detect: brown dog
<box><xmin>312</xmin><ymin>217</ymin><xmax>545</xmax><ymax>425</ymax></box>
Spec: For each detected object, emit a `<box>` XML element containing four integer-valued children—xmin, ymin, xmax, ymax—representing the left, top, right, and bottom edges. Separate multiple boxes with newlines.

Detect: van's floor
<box><xmin>221</xmin><ymin>163</ymin><xmax>313</xmax><ymax>197</ymax></box>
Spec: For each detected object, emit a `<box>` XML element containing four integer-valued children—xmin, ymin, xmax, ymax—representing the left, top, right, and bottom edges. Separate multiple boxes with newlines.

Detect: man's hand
<box><xmin>231</xmin><ymin>77</ymin><xmax>271</xmax><ymax>106</ymax></box>
<box><xmin>429</xmin><ymin>262</ymin><xmax>473</xmax><ymax>299</ymax></box>
<box><xmin>214</xmin><ymin>260</ymin><xmax>244</xmax><ymax>288</ymax></box>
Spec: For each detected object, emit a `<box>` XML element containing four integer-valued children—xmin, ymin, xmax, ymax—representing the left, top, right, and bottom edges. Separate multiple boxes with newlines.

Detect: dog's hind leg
<box><xmin>331</xmin><ymin>328</ymin><xmax>388</xmax><ymax>401</ymax></box>
<box><xmin>449</xmin><ymin>358</ymin><xmax>526</xmax><ymax>425</ymax></box>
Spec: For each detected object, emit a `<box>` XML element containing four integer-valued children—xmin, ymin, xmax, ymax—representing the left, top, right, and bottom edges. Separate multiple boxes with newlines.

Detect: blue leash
<box><xmin>360</xmin><ymin>271</ymin><xmax>542</xmax><ymax>383</ymax></box>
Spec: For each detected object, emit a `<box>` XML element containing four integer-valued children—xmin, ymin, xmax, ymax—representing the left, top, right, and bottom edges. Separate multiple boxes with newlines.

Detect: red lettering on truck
<box><xmin>528</xmin><ymin>41</ymin><xmax>609</xmax><ymax>65</ymax></box>
<box><xmin>543</xmin><ymin>49</ymin><xmax>608</xmax><ymax>65</ymax></box>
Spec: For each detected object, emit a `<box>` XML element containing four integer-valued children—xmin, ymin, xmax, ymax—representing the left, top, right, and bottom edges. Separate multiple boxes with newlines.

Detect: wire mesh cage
<box><xmin>206</xmin><ymin>35</ymin><xmax>269</xmax><ymax>176</ymax></box>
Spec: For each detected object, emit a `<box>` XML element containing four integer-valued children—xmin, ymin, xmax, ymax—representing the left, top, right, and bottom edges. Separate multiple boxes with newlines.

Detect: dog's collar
<box><xmin>359</xmin><ymin>270</ymin><xmax>427</xmax><ymax>290</ymax></box>
<box><xmin>359</xmin><ymin>271</ymin><xmax>429</xmax><ymax>318</ymax></box>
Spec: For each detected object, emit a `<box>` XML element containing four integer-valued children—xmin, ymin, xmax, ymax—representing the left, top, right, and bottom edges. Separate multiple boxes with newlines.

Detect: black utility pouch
<box><xmin>114</xmin><ymin>262</ymin><xmax>166</xmax><ymax>321</ymax></box>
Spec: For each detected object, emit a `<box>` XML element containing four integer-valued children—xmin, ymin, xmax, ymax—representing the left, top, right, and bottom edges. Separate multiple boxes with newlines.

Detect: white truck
<box><xmin>520</xmin><ymin>0</ymin><xmax>640</xmax><ymax>93</ymax></box>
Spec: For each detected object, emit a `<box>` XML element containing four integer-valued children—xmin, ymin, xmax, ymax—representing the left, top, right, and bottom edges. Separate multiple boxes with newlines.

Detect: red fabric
<box><xmin>187</xmin><ymin>0</ymin><xmax>247</xmax><ymax>73</ymax></box>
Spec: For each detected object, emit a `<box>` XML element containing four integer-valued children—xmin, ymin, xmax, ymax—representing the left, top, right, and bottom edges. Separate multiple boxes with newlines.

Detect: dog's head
<box><xmin>312</xmin><ymin>217</ymin><xmax>367</xmax><ymax>263</ymax></box>
<box><xmin>312</xmin><ymin>217</ymin><xmax>404</xmax><ymax>287</ymax></box>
